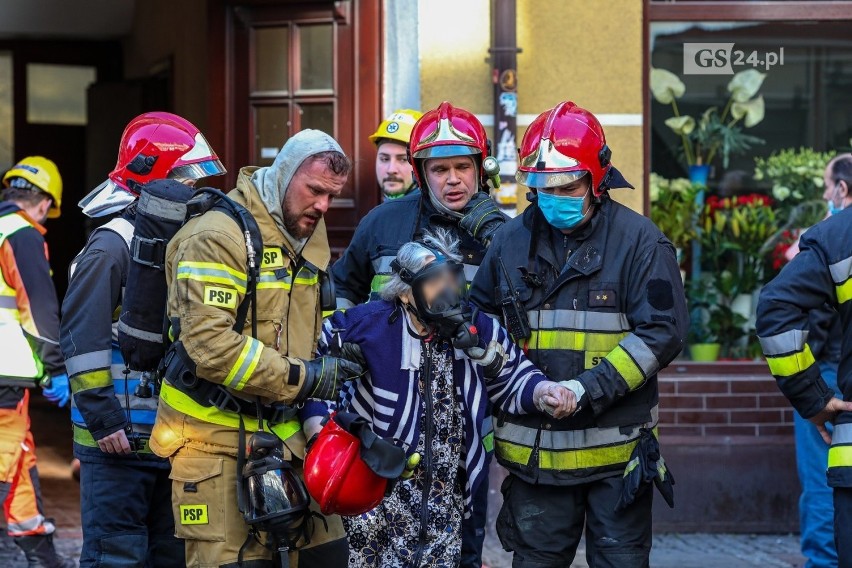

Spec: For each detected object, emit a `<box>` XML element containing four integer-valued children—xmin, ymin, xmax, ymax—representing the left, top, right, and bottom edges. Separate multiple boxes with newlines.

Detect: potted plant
<box><xmin>651</xmin><ymin>67</ymin><xmax>767</xmax><ymax>178</ymax></box>
<box><xmin>649</xmin><ymin>174</ymin><xmax>700</xmax><ymax>275</ymax></box>
<box><xmin>687</xmin><ymin>276</ymin><xmax>722</xmax><ymax>362</ymax></box>
<box><xmin>754</xmin><ymin>147</ymin><xmax>832</xmax><ymax>228</ymax></box>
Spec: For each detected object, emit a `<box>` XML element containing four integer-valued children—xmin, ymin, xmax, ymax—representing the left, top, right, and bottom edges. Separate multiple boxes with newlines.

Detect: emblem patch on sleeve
<box><xmin>203</xmin><ymin>286</ymin><xmax>237</xmax><ymax>309</ymax></box>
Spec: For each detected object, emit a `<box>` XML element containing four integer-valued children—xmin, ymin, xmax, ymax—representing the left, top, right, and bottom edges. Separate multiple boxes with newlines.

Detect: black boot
<box><xmin>13</xmin><ymin>534</ymin><xmax>75</xmax><ymax>568</ymax></box>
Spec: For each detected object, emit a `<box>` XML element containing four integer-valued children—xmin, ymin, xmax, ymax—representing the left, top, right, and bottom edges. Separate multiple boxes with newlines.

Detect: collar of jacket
<box><xmin>0</xmin><ymin>202</ymin><xmax>46</xmax><ymax>235</ymax></box>
<box><xmin>523</xmin><ymin>196</ymin><xmax>612</xmax><ymax>278</ymax></box>
<box><xmin>232</xmin><ymin>167</ymin><xmax>331</xmax><ymax>270</ymax></box>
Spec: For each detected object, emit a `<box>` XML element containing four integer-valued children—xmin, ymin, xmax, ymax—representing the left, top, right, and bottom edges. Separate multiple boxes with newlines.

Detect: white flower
<box><xmin>772</xmin><ymin>185</ymin><xmax>791</xmax><ymax>201</ymax></box>
<box><xmin>665</xmin><ymin>115</ymin><xmax>696</xmax><ymax>136</ymax></box>
<box><xmin>730</xmin><ymin>95</ymin><xmax>765</xmax><ymax>128</ymax></box>
<box><xmin>728</xmin><ymin>69</ymin><xmax>766</xmax><ymax>103</ymax></box>
<box><xmin>650</xmin><ymin>68</ymin><xmax>686</xmax><ymax>104</ymax></box>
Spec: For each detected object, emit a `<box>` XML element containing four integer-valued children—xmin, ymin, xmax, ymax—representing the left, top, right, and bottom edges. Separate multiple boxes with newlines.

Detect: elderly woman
<box><xmin>302</xmin><ymin>230</ymin><xmax>574</xmax><ymax>568</ymax></box>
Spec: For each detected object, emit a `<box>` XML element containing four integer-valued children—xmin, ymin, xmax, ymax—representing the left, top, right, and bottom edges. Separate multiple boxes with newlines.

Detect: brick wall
<box><xmin>658</xmin><ymin>364</ymin><xmax>795</xmax><ymax>439</ymax></box>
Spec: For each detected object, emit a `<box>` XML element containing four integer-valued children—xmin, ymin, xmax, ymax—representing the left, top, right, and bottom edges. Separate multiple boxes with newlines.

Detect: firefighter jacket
<box><xmin>0</xmin><ymin>203</ymin><xmax>64</xmax><ymax>406</ymax></box>
<box><xmin>150</xmin><ymin>168</ymin><xmax>328</xmax><ymax>460</ymax></box>
<box><xmin>756</xmin><ymin>207</ymin><xmax>852</xmax><ymax>487</ymax></box>
<box><xmin>60</xmin><ymin>207</ymin><xmax>162</xmax><ymax>465</ymax></box>
<box><xmin>332</xmin><ymin>189</ymin><xmax>501</xmax><ymax>307</ymax></box>
<box><xmin>469</xmin><ymin>195</ymin><xmax>688</xmax><ymax>486</ymax></box>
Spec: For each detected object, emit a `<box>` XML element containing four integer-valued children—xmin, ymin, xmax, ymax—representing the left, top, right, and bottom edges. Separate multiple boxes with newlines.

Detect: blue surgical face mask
<box><xmin>537</xmin><ymin>189</ymin><xmax>590</xmax><ymax>230</ymax></box>
<box><xmin>828</xmin><ymin>183</ymin><xmax>846</xmax><ymax>216</ymax></box>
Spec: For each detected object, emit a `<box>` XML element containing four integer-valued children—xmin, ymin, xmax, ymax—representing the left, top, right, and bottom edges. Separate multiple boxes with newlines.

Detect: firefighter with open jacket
<box><xmin>330</xmin><ymin>101</ymin><xmax>507</xmax><ymax>568</ymax></box>
<box><xmin>469</xmin><ymin>102</ymin><xmax>687</xmax><ymax>568</ymax></box>
<box><xmin>150</xmin><ymin>129</ymin><xmax>363</xmax><ymax>568</ymax></box>
<box><xmin>0</xmin><ymin>157</ymin><xmax>75</xmax><ymax>567</ymax></box>
<box><xmin>756</xmin><ymin>206</ymin><xmax>852</xmax><ymax>565</ymax></box>
<box><xmin>60</xmin><ymin>112</ymin><xmax>226</xmax><ymax>567</ymax></box>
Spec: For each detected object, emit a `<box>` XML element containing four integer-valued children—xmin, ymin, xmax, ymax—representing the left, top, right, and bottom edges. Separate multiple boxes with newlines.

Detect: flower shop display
<box><xmin>754</xmin><ymin>147</ymin><xmax>831</xmax><ymax>228</ymax></box>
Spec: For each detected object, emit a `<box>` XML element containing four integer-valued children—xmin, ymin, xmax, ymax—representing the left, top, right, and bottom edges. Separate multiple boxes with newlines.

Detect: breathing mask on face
<box><xmin>391</xmin><ymin>246</ymin><xmax>479</xmax><ymax>349</ymax></box>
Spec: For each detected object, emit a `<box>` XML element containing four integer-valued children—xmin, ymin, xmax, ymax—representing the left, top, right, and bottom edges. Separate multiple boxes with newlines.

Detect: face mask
<box><xmin>828</xmin><ymin>183</ymin><xmax>846</xmax><ymax>216</ymax></box>
<box><xmin>537</xmin><ymin>189</ymin><xmax>589</xmax><ymax>230</ymax></box>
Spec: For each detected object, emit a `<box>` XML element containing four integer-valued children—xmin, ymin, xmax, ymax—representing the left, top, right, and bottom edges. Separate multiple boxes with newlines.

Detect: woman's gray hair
<box><xmin>380</xmin><ymin>228</ymin><xmax>462</xmax><ymax>301</ymax></box>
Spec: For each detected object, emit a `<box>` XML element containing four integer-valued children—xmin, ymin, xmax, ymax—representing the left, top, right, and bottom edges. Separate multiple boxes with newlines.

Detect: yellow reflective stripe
<box><xmin>225</xmin><ymin>337</ymin><xmax>263</xmax><ymax>391</ymax></box>
<box><xmin>605</xmin><ymin>345</ymin><xmax>646</xmax><ymax>389</ymax></box>
<box><xmin>70</xmin><ymin>370</ymin><xmax>113</xmax><ymax>393</ymax></box>
<box><xmin>837</xmin><ymin>279</ymin><xmax>851</xmax><ymax>304</ymax></box>
<box><xmin>828</xmin><ymin>445</ymin><xmax>852</xmax><ymax>468</ymax></box>
<box><xmin>177</xmin><ymin>262</ymin><xmax>247</xmax><ymax>294</ymax></box>
<box><xmin>483</xmin><ymin>431</ymin><xmax>494</xmax><ymax>453</ymax></box>
<box><xmin>73</xmin><ymin>425</ymin><xmax>156</xmax><ymax>454</ymax></box>
<box><xmin>159</xmin><ymin>381</ymin><xmax>301</xmax><ymax>440</ymax></box>
<box><xmin>766</xmin><ymin>344</ymin><xmax>816</xmax><ymax>378</ymax></box>
<box><xmin>496</xmin><ymin>437</ymin><xmax>639</xmax><ymax>471</ymax></box>
<box><xmin>527</xmin><ymin>330</ymin><xmax>626</xmax><ymax>352</ymax></box>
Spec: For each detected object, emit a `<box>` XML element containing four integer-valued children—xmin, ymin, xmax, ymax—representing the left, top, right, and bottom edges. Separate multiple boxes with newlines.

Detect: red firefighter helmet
<box><xmin>78</xmin><ymin>112</ymin><xmax>225</xmax><ymax>218</ymax></box>
<box><xmin>304</xmin><ymin>415</ymin><xmax>394</xmax><ymax>516</ymax></box>
<box><xmin>409</xmin><ymin>101</ymin><xmax>489</xmax><ymax>190</ymax></box>
<box><xmin>516</xmin><ymin>101</ymin><xmax>632</xmax><ymax>197</ymax></box>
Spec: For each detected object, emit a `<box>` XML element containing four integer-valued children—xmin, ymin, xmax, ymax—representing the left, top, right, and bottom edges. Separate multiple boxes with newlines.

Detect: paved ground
<box><xmin>0</xmin><ymin>399</ymin><xmax>808</xmax><ymax>567</ymax></box>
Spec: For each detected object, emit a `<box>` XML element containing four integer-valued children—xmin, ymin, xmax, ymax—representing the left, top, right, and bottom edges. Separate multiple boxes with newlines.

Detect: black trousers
<box><xmin>835</xmin><ymin>487</ymin><xmax>852</xmax><ymax>568</ymax></box>
<box><xmin>460</xmin><ymin>477</ymin><xmax>489</xmax><ymax>568</ymax></box>
<box><xmin>496</xmin><ymin>474</ymin><xmax>652</xmax><ymax>568</ymax></box>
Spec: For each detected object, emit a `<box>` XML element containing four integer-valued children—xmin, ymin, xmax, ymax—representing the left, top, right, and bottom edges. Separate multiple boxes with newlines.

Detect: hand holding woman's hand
<box><xmin>534</xmin><ymin>382</ymin><xmax>577</xmax><ymax>419</ymax></box>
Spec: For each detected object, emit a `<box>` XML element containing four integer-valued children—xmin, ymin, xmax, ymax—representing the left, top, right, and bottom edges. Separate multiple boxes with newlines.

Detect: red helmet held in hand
<box><xmin>79</xmin><ymin>111</ymin><xmax>225</xmax><ymax>218</ymax></box>
<box><xmin>409</xmin><ymin>101</ymin><xmax>490</xmax><ymax>191</ymax></box>
<box><xmin>516</xmin><ymin>101</ymin><xmax>633</xmax><ymax>197</ymax></box>
<box><xmin>304</xmin><ymin>413</ymin><xmax>405</xmax><ymax>516</ymax></box>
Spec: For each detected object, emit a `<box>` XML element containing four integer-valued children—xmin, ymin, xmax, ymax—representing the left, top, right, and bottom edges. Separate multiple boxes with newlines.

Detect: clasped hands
<box><xmin>532</xmin><ymin>381</ymin><xmax>579</xmax><ymax>419</ymax></box>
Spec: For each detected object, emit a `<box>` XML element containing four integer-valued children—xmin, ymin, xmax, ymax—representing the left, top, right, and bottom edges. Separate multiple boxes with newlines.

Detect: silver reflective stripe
<box><xmin>0</xmin><ymin>296</ymin><xmax>16</xmax><ymax>309</ymax></box>
<box><xmin>497</xmin><ymin>405</ymin><xmax>659</xmax><ymax>450</ymax></box>
<box><xmin>99</xmin><ymin>217</ymin><xmax>134</xmax><ymax>248</ymax></box>
<box><xmin>833</xmin><ymin>423</ymin><xmax>852</xmax><ymax>446</ymax></box>
<box><xmin>758</xmin><ymin>329</ymin><xmax>809</xmax><ymax>356</ymax></box>
<box><xmin>620</xmin><ymin>333</ymin><xmax>660</xmax><ymax>376</ymax></box>
<box><xmin>7</xmin><ymin>514</ymin><xmax>51</xmax><ymax>535</ymax></box>
<box><xmin>527</xmin><ymin>309</ymin><xmax>629</xmax><ymax>332</ymax></box>
<box><xmin>463</xmin><ymin>263</ymin><xmax>479</xmax><ymax>281</ymax></box>
<box><xmin>371</xmin><ymin>255</ymin><xmax>396</xmax><ymax>274</ymax></box>
<box><xmin>65</xmin><ymin>349</ymin><xmax>112</xmax><ymax>376</ymax></box>
<box><xmin>117</xmin><ymin>320</ymin><xmax>163</xmax><ymax>344</ymax></box>
<box><xmin>138</xmin><ymin>191</ymin><xmax>187</xmax><ymax>222</ymax></box>
<box><xmin>829</xmin><ymin>255</ymin><xmax>852</xmax><ymax>284</ymax></box>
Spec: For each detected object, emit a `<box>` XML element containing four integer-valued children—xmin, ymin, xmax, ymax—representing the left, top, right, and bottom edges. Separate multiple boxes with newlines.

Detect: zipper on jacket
<box><xmin>412</xmin><ymin>340</ymin><xmax>434</xmax><ymax>568</ymax></box>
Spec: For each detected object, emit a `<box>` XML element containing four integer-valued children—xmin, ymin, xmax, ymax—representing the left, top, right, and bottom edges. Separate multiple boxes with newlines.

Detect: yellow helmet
<box><xmin>368</xmin><ymin>109</ymin><xmax>423</xmax><ymax>146</ymax></box>
<box><xmin>3</xmin><ymin>156</ymin><xmax>63</xmax><ymax>218</ymax></box>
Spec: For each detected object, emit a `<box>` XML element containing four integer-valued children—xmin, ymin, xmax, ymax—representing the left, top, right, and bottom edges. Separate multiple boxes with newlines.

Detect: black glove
<box><xmin>458</xmin><ymin>193</ymin><xmax>505</xmax><ymax>246</ymax></box>
<box><xmin>337</xmin><ymin>341</ymin><xmax>367</xmax><ymax>369</ymax></box>
<box><xmin>300</xmin><ymin>356</ymin><xmax>364</xmax><ymax>401</ymax></box>
<box><xmin>615</xmin><ymin>428</ymin><xmax>675</xmax><ymax>512</ymax></box>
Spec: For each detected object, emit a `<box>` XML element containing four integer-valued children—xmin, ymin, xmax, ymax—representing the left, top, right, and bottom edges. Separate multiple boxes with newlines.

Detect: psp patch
<box><xmin>262</xmin><ymin>247</ymin><xmax>285</xmax><ymax>269</ymax></box>
<box><xmin>203</xmin><ymin>286</ymin><xmax>238</xmax><ymax>309</ymax></box>
<box><xmin>179</xmin><ymin>504</ymin><xmax>209</xmax><ymax>525</ymax></box>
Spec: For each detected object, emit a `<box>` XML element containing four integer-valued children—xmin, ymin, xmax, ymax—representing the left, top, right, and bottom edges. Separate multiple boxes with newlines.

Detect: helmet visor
<box><xmin>516</xmin><ymin>169</ymin><xmax>588</xmax><ymax>189</ymax></box>
<box><xmin>413</xmin><ymin>144</ymin><xmax>479</xmax><ymax>160</ymax></box>
<box><xmin>168</xmin><ymin>158</ymin><xmax>226</xmax><ymax>181</ymax></box>
<box><xmin>245</xmin><ymin>468</ymin><xmax>309</xmax><ymax>527</ymax></box>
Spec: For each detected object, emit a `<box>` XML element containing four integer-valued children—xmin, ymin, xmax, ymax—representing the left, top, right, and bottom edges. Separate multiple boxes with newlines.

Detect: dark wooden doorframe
<box><xmin>207</xmin><ymin>0</ymin><xmax>382</xmax><ymax>253</ymax></box>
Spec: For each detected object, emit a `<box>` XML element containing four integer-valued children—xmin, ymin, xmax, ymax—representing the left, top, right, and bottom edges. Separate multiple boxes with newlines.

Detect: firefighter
<box><xmin>370</xmin><ymin>108</ymin><xmax>422</xmax><ymax>200</ymax></box>
<box><xmin>149</xmin><ymin>129</ymin><xmax>363</xmax><ymax>567</ymax></box>
<box><xmin>60</xmin><ymin>112</ymin><xmax>226</xmax><ymax>567</ymax></box>
<box><xmin>0</xmin><ymin>157</ymin><xmax>74</xmax><ymax>568</ymax></box>
<box><xmin>331</xmin><ymin>101</ymin><xmax>507</xmax><ymax>568</ymax></box>
<box><xmin>756</xmin><ymin>204</ymin><xmax>852</xmax><ymax>566</ymax></box>
<box><xmin>470</xmin><ymin>101</ymin><xmax>687</xmax><ymax>567</ymax></box>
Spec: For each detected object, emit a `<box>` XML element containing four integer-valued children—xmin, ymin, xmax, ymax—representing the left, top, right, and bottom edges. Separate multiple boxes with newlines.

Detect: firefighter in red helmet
<box><xmin>330</xmin><ymin>101</ymin><xmax>507</xmax><ymax>568</ymax></box>
<box><xmin>471</xmin><ymin>101</ymin><xmax>688</xmax><ymax>567</ymax></box>
<box><xmin>60</xmin><ymin>112</ymin><xmax>225</xmax><ymax>567</ymax></box>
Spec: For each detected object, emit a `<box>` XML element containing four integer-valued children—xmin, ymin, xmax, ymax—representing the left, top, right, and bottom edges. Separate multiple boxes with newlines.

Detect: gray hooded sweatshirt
<box><xmin>251</xmin><ymin>129</ymin><xmax>345</xmax><ymax>251</ymax></box>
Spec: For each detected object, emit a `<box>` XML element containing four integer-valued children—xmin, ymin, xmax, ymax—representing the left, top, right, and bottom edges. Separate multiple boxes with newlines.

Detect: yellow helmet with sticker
<box><xmin>368</xmin><ymin>109</ymin><xmax>423</xmax><ymax>147</ymax></box>
<box><xmin>2</xmin><ymin>156</ymin><xmax>63</xmax><ymax>218</ymax></box>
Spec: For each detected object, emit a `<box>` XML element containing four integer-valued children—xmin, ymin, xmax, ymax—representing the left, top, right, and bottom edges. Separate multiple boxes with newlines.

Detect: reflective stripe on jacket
<box><xmin>150</xmin><ymin>167</ymin><xmax>326</xmax><ymax>460</ymax></box>
<box><xmin>470</xmin><ymin>196</ymin><xmax>688</xmax><ymax>485</ymax></box>
<box><xmin>756</xmin><ymin>208</ymin><xmax>852</xmax><ymax>487</ymax></box>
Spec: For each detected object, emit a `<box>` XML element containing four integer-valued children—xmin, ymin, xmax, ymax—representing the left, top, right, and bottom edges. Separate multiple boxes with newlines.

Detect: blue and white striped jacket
<box><xmin>301</xmin><ymin>300</ymin><xmax>546</xmax><ymax>511</ymax></box>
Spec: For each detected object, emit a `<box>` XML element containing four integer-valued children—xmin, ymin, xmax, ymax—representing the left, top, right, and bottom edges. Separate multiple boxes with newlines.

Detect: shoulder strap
<box><xmin>97</xmin><ymin>217</ymin><xmax>135</xmax><ymax>249</ymax></box>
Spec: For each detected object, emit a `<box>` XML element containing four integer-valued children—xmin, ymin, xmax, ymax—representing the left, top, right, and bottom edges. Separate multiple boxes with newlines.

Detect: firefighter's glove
<box><xmin>615</xmin><ymin>428</ymin><xmax>675</xmax><ymax>512</ymax></box>
<box><xmin>41</xmin><ymin>373</ymin><xmax>70</xmax><ymax>408</ymax></box>
<box><xmin>301</xmin><ymin>356</ymin><xmax>364</xmax><ymax>401</ymax></box>
<box><xmin>459</xmin><ymin>193</ymin><xmax>504</xmax><ymax>246</ymax></box>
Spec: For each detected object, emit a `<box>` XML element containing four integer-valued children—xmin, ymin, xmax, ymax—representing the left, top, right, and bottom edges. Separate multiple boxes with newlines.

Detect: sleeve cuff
<box><xmin>520</xmin><ymin>374</ymin><xmax>547</xmax><ymax>414</ymax></box>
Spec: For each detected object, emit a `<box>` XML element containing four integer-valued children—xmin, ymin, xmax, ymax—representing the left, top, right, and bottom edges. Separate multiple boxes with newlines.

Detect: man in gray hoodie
<box><xmin>151</xmin><ymin>129</ymin><xmax>360</xmax><ymax>567</ymax></box>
